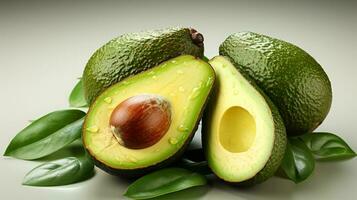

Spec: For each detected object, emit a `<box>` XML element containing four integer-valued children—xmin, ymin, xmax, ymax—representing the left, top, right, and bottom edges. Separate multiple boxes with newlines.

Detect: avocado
<box><xmin>83</xmin><ymin>55</ymin><xmax>215</xmax><ymax>176</ymax></box>
<box><xmin>220</xmin><ymin>32</ymin><xmax>332</xmax><ymax>135</ymax></box>
<box><xmin>202</xmin><ymin>56</ymin><xmax>286</xmax><ymax>185</ymax></box>
<box><xmin>83</xmin><ymin>27</ymin><xmax>204</xmax><ymax>104</ymax></box>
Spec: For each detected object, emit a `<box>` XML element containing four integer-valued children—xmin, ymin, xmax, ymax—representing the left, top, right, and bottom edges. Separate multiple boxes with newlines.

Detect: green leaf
<box><xmin>124</xmin><ymin>168</ymin><xmax>207</xmax><ymax>199</ymax></box>
<box><xmin>280</xmin><ymin>138</ymin><xmax>315</xmax><ymax>183</ymax></box>
<box><xmin>22</xmin><ymin>150</ymin><xmax>94</xmax><ymax>186</ymax></box>
<box><xmin>69</xmin><ymin>79</ymin><xmax>88</xmax><ymax>108</ymax></box>
<box><xmin>299</xmin><ymin>132</ymin><xmax>356</xmax><ymax>161</ymax></box>
<box><xmin>4</xmin><ymin>110</ymin><xmax>86</xmax><ymax>160</ymax></box>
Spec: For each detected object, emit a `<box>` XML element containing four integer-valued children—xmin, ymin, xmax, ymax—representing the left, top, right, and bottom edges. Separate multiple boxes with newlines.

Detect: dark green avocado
<box><xmin>83</xmin><ymin>27</ymin><xmax>204</xmax><ymax>104</ymax></box>
<box><xmin>220</xmin><ymin>32</ymin><xmax>332</xmax><ymax>135</ymax></box>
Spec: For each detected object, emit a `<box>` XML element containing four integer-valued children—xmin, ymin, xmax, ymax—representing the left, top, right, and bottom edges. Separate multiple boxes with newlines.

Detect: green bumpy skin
<box><xmin>83</xmin><ymin>27</ymin><xmax>204</xmax><ymax>104</ymax></box>
<box><xmin>220</xmin><ymin>32</ymin><xmax>332</xmax><ymax>135</ymax></box>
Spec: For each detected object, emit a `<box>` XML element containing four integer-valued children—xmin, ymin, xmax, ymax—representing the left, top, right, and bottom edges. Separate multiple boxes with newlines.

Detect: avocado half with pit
<box><xmin>83</xmin><ymin>55</ymin><xmax>215</xmax><ymax>176</ymax></box>
<box><xmin>202</xmin><ymin>56</ymin><xmax>286</xmax><ymax>185</ymax></box>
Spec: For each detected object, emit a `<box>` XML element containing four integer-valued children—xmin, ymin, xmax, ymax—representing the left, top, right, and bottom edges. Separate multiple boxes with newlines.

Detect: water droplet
<box><xmin>154</xmin><ymin>148</ymin><xmax>160</xmax><ymax>153</ymax></box>
<box><xmin>86</xmin><ymin>125</ymin><xmax>99</xmax><ymax>133</ymax></box>
<box><xmin>169</xmin><ymin>137</ymin><xmax>178</xmax><ymax>145</ymax></box>
<box><xmin>104</xmin><ymin>97</ymin><xmax>112</xmax><ymax>104</ymax></box>
<box><xmin>231</xmin><ymin>69</ymin><xmax>237</xmax><ymax>75</ymax></box>
<box><xmin>206</xmin><ymin>77</ymin><xmax>214</xmax><ymax>87</ymax></box>
<box><xmin>177</xmin><ymin>124</ymin><xmax>189</xmax><ymax>132</ymax></box>
<box><xmin>189</xmin><ymin>87</ymin><xmax>201</xmax><ymax>100</ymax></box>
<box><xmin>177</xmin><ymin>70</ymin><xmax>184</xmax><ymax>75</ymax></box>
<box><xmin>152</xmin><ymin>75</ymin><xmax>157</xmax><ymax>79</ymax></box>
<box><xmin>171</xmin><ymin>60</ymin><xmax>177</xmax><ymax>64</ymax></box>
<box><xmin>122</xmin><ymin>81</ymin><xmax>129</xmax><ymax>85</ymax></box>
<box><xmin>178</xmin><ymin>86</ymin><xmax>185</xmax><ymax>92</ymax></box>
<box><xmin>148</xmin><ymin>71</ymin><xmax>155</xmax><ymax>75</ymax></box>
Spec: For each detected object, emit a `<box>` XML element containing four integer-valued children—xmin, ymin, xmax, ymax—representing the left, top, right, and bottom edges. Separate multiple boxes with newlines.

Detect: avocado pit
<box><xmin>109</xmin><ymin>94</ymin><xmax>171</xmax><ymax>149</ymax></box>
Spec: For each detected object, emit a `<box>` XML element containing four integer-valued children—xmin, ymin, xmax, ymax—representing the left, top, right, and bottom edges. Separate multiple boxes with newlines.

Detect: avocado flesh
<box><xmin>220</xmin><ymin>32</ymin><xmax>332</xmax><ymax>135</ymax></box>
<box><xmin>83</xmin><ymin>27</ymin><xmax>204</xmax><ymax>104</ymax></box>
<box><xmin>83</xmin><ymin>55</ymin><xmax>215</xmax><ymax>175</ymax></box>
<box><xmin>202</xmin><ymin>56</ymin><xmax>286</xmax><ymax>184</ymax></box>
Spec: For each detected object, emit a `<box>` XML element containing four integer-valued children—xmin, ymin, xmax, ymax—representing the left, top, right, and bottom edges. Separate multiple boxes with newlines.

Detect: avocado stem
<box><xmin>190</xmin><ymin>28</ymin><xmax>204</xmax><ymax>47</ymax></box>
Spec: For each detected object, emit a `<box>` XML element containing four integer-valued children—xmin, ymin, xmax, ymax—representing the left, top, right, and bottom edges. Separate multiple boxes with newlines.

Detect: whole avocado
<box><xmin>83</xmin><ymin>27</ymin><xmax>204</xmax><ymax>104</ymax></box>
<box><xmin>220</xmin><ymin>32</ymin><xmax>332</xmax><ymax>136</ymax></box>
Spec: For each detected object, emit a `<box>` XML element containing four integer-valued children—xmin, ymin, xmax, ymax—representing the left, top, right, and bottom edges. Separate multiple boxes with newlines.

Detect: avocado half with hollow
<box><xmin>83</xmin><ymin>55</ymin><xmax>215</xmax><ymax>176</ymax></box>
<box><xmin>83</xmin><ymin>27</ymin><xmax>204</xmax><ymax>104</ymax></box>
<box><xmin>220</xmin><ymin>32</ymin><xmax>332</xmax><ymax>135</ymax></box>
<box><xmin>202</xmin><ymin>56</ymin><xmax>286</xmax><ymax>185</ymax></box>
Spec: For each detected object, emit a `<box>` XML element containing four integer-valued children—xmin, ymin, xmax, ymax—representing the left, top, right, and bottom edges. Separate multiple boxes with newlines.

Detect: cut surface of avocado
<box><xmin>202</xmin><ymin>56</ymin><xmax>286</xmax><ymax>184</ymax></box>
<box><xmin>83</xmin><ymin>55</ymin><xmax>215</xmax><ymax>174</ymax></box>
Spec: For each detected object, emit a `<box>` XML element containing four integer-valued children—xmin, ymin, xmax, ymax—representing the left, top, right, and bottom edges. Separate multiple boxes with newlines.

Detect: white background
<box><xmin>1</xmin><ymin>0</ymin><xmax>356</xmax><ymax>199</ymax></box>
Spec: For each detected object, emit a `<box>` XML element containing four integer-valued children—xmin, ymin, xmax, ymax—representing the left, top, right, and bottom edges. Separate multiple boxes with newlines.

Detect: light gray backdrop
<box><xmin>1</xmin><ymin>0</ymin><xmax>356</xmax><ymax>199</ymax></box>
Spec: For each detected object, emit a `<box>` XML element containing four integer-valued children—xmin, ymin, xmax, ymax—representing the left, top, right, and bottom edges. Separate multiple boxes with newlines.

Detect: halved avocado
<box><xmin>83</xmin><ymin>55</ymin><xmax>215</xmax><ymax>176</ymax></box>
<box><xmin>202</xmin><ymin>56</ymin><xmax>286</xmax><ymax>185</ymax></box>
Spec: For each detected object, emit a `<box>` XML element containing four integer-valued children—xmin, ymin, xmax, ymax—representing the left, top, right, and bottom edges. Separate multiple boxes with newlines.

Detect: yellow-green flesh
<box><xmin>206</xmin><ymin>56</ymin><xmax>275</xmax><ymax>182</ymax></box>
<box><xmin>83</xmin><ymin>55</ymin><xmax>215</xmax><ymax>170</ymax></box>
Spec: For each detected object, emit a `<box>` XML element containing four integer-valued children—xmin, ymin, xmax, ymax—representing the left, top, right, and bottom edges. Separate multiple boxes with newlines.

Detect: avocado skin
<box><xmin>83</xmin><ymin>27</ymin><xmax>204</xmax><ymax>104</ymax></box>
<box><xmin>202</xmin><ymin>56</ymin><xmax>286</xmax><ymax>185</ymax></box>
<box><xmin>220</xmin><ymin>32</ymin><xmax>332</xmax><ymax>135</ymax></box>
